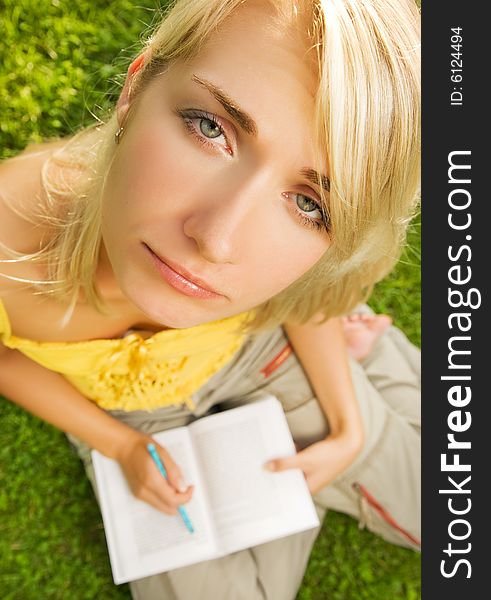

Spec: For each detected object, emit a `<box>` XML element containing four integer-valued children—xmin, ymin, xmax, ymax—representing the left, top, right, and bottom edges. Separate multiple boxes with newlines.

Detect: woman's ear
<box><xmin>116</xmin><ymin>50</ymin><xmax>151</xmax><ymax>125</ymax></box>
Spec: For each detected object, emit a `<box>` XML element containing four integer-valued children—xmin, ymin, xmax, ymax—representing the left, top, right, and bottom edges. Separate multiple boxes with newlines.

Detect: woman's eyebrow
<box><xmin>191</xmin><ymin>74</ymin><xmax>258</xmax><ymax>136</ymax></box>
<box><xmin>300</xmin><ymin>168</ymin><xmax>330</xmax><ymax>193</ymax></box>
<box><xmin>191</xmin><ymin>74</ymin><xmax>330</xmax><ymax>193</ymax></box>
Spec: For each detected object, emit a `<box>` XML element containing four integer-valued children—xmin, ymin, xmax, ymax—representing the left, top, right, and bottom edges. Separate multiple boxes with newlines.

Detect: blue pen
<box><xmin>146</xmin><ymin>443</ymin><xmax>195</xmax><ymax>534</ymax></box>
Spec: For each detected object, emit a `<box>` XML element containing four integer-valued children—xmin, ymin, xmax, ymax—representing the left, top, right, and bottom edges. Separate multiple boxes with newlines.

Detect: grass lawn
<box><xmin>0</xmin><ymin>1</ymin><xmax>421</xmax><ymax>598</ymax></box>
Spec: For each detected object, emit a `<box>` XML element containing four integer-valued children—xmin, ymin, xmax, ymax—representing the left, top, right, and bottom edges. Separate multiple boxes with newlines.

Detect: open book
<box><xmin>92</xmin><ymin>395</ymin><xmax>319</xmax><ymax>584</ymax></box>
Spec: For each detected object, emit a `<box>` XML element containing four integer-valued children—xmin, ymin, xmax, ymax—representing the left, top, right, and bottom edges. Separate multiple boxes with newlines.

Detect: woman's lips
<box><xmin>144</xmin><ymin>244</ymin><xmax>225</xmax><ymax>299</ymax></box>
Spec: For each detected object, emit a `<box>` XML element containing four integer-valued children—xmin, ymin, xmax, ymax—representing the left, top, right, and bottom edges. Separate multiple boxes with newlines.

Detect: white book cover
<box><xmin>92</xmin><ymin>395</ymin><xmax>319</xmax><ymax>584</ymax></box>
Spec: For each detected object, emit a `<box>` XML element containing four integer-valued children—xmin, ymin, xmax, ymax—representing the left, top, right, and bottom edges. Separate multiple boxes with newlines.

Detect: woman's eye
<box><xmin>177</xmin><ymin>109</ymin><xmax>233</xmax><ymax>155</ymax></box>
<box><xmin>296</xmin><ymin>194</ymin><xmax>323</xmax><ymax>219</ymax></box>
<box><xmin>284</xmin><ymin>192</ymin><xmax>330</xmax><ymax>233</ymax></box>
<box><xmin>199</xmin><ymin>118</ymin><xmax>222</xmax><ymax>139</ymax></box>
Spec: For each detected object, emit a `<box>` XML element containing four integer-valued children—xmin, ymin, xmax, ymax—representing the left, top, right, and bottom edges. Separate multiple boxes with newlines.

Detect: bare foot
<box><xmin>342</xmin><ymin>313</ymin><xmax>392</xmax><ymax>361</ymax></box>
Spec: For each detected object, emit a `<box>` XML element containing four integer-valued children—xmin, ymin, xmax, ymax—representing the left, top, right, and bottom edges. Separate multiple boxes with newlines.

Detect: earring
<box><xmin>114</xmin><ymin>126</ymin><xmax>124</xmax><ymax>144</ymax></box>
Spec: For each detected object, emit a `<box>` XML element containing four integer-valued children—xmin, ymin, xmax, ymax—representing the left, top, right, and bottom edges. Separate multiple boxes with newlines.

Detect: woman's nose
<box><xmin>183</xmin><ymin>177</ymin><xmax>266</xmax><ymax>265</ymax></box>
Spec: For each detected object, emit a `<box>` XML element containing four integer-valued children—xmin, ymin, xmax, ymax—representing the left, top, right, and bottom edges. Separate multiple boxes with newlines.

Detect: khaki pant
<box><xmin>67</xmin><ymin>307</ymin><xmax>421</xmax><ymax>600</ymax></box>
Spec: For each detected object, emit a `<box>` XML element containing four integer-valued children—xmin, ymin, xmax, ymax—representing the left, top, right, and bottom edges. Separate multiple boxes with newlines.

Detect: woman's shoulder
<box><xmin>0</xmin><ymin>140</ymin><xmax>67</xmax><ymax>338</ymax></box>
<box><xmin>0</xmin><ymin>140</ymin><xmax>65</xmax><ymax>256</ymax></box>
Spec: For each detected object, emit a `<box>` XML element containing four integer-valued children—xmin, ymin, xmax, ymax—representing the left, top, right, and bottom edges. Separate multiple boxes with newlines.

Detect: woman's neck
<box><xmin>94</xmin><ymin>243</ymin><xmax>170</xmax><ymax>331</ymax></box>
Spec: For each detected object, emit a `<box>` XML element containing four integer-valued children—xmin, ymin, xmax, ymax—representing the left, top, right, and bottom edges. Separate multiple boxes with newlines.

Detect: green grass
<box><xmin>0</xmin><ymin>1</ymin><xmax>421</xmax><ymax>598</ymax></box>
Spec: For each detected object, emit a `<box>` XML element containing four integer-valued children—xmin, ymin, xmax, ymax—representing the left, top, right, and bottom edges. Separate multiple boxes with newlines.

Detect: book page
<box><xmin>92</xmin><ymin>427</ymin><xmax>218</xmax><ymax>584</ymax></box>
<box><xmin>189</xmin><ymin>396</ymin><xmax>319</xmax><ymax>554</ymax></box>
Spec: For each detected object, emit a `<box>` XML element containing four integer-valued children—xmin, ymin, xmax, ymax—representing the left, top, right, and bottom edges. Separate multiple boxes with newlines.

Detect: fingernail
<box><xmin>263</xmin><ymin>461</ymin><xmax>275</xmax><ymax>472</ymax></box>
<box><xmin>177</xmin><ymin>478</ymin><xmax>187</xmax><ymax>493</ymax></box>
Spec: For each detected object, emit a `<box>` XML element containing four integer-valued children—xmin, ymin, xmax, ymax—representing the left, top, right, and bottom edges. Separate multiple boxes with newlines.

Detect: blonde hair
<box><xmin>1</xmin><ymin>0</ymin><xmax>420</xmax><ymax>332</ymax></box>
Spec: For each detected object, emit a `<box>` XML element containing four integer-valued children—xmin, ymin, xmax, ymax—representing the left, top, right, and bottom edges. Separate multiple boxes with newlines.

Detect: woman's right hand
<box><xmin>115</xmin><ymin>433</ymin><xmax>194</xmax><ymax>515</ymax></box>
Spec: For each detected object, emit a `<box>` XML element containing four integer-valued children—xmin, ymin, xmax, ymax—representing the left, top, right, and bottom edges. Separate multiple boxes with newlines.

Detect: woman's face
<box><xmin>101</xmin><ymin>2</ymin><xmax>331</xmax><ymax>328</ymax></box>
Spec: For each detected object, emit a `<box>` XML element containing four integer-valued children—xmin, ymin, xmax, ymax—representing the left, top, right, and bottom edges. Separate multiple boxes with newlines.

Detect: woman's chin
<box><xmin>122</xmin><ymin>290</ymin><xmax>224</xmax><ymax>330</ymax></box>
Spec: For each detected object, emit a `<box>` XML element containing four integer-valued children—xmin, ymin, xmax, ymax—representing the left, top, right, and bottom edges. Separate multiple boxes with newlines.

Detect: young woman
<box><xmin>0</xmin><ymin>0</ymin><xmax>420</xmax><ymax>597</ymax></box>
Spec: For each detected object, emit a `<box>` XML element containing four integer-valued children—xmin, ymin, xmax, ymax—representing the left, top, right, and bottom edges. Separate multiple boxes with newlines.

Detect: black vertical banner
<box><xmin>422</xmin><ymin>2</ymin><xmax>488</xmax><ymax>598</ymax></box>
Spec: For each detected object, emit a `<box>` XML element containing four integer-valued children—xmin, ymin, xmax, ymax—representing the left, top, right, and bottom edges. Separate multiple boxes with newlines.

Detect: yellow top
<box><xmin>0</xmin><ymin>299</ymin><xmax>252</xmax><ymax>412</ymax></box>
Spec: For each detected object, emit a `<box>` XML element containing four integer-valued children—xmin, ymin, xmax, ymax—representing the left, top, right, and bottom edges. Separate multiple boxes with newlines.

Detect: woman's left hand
<box><xmin>264</xmin><ymin>430</ymin><xmax>364</xmax><ymax>494</ymax></box>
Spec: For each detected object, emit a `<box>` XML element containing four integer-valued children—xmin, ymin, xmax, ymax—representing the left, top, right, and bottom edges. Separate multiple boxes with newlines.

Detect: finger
<box><xmin>149</xmin><ymin>471</ymin><xmax>194</xmax><ymax>506</ymax></box>
<box><xmin>138</xmin><ymin>487</ymin><xmax>179</xmax><ymax>515</ymax></box>
<box><xmin>143</xmin><ymin>475</ymin><xmax>194</xmax><ymax>511</ymax></box>
<box><xmin>154</xmin><ymin>445</ymin><xmax>188</xmax><ymax>493</ymax></box>
<box><xmin>137</xmin><ymin>470</ymin><xmax>179</xmax><ymax>508</ymax></box>
<box><xmin>174</xmin><ymin>485</ymin><xmax>195</xmax><ymax>505</ymax></box>
<box><xmin>148</xmin><ymin>465</ymin><xmax>195</xmax><ymax>504</ymax></box>
<box><xmin>160</xmin><ymin>486</ymin><xmax>195</xmax><ymax>509</ymax></box>
<box><xmin>264</xmin><ymin>454</ymin><xmax>300</xmax><ymax>472</ymax></box>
